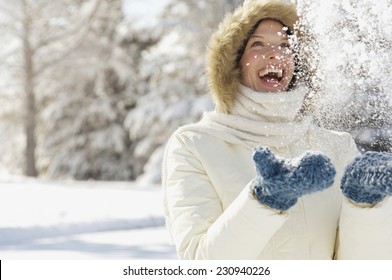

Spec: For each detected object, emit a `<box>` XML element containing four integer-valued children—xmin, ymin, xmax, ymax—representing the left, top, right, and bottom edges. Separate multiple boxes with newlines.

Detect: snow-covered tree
<box><xmin>0</xmin><ymin>0</ymin><xmax>142</xmax><ymax>180</ymax></box>
<box><xmin>124</xmin><ymin>0</ymin><xmax>242</xmax><ymax>184</ymax></box>
<box><xmin>0</xmin><ymin>0</ymin><xmax>103</xmax><ymax>177</ymax></box>
<box><xmin>39</xmin><ymin>0</ymin><xmax>140</xmax><ymax>180</ymax></box>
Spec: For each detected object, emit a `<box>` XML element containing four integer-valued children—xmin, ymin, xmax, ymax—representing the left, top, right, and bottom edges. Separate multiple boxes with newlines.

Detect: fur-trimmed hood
<box><xmin>206</xmin><ymin>0</ymin><xmax>299</xmax><ymax>113</ymax></box>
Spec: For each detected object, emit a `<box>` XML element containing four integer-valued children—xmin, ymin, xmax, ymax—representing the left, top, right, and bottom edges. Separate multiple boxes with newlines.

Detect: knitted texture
<box><xmin>340</xmin><ymin>151</ymin><xmax>392</xmax><ymax>204</ymax></box>
<box><xmin>252</xmin><ymin>147</ymin><xmax>336</xmax><ymax>211</ymax></box>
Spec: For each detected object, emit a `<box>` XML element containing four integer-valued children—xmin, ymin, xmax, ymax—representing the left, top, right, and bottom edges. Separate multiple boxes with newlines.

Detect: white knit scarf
<box><xmin>178</xmin><ymin>85</ymin><xmax>313</xmax><ymax>148</ymax></box>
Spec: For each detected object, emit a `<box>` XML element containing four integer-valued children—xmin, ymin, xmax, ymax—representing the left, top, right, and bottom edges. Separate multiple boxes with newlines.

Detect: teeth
<box><xmin>258</xmin><ymin>68</ymin><xmax>283</xmax><ymax>78</ymax></box>
<box><xmin>258</xmin><ymin>69</ymin><xmax>269</xmax><ymax>77</ymax></box>
<box><xmin>270</xmin><ymin>68</ymin><xmax>283</xmax><ymax>78</ymax></box>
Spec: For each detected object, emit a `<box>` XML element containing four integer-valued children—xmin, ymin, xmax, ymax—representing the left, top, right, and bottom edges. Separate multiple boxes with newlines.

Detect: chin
<box><xmin>257</xmin><ymin>84</ymin><xmax>287</xmax><ymax>93</ymax></box>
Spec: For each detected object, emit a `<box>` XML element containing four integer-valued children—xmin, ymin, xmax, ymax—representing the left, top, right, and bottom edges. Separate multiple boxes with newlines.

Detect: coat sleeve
<box><xmin>336</xmin><ymin>197</ymin><xmax>392</xmax><ymax>259</ymax></box>
<box><xmin>162</xmin><ymin>132</ymin><xmax>288</xmax><ymax>259</ymax></box>
<box><xmin>334</xmin><ymin>135</ymin><xmax>392</xmax><ymax>259</ymax></box>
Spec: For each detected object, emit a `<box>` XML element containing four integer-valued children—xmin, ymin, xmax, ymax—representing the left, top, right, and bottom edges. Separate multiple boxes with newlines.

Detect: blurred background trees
<box><xmin>123</xmin><ymin>0</ymin><xmax>242</xmax><ymax>183</ymax></box>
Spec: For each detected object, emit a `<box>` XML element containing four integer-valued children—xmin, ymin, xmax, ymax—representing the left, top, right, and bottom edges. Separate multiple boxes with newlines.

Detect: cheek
<box><xmin>285</xmin><ymin>53</ymin><xmax>295</xmax><ymax>66</ymax></box>
<box><xmin>288</xmin><ymin>59</ymin><xmax>295</xmax><ymax>74</ymax></box>
<box><xmin>282</xmin><ymin>56</ymin><xmax>295</xmax><ymax>73</ymax></box>
<box><xmin>240</xmin><ymin>52</ymin><xmax>263</xmax><ymax>68</ymax></box>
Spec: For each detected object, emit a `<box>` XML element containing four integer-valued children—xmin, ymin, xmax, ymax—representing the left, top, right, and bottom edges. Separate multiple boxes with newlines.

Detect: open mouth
<box><xmin>258</xmin><ymin>68</ymin><xmax>284</xmax><ymax>83</ymax></box>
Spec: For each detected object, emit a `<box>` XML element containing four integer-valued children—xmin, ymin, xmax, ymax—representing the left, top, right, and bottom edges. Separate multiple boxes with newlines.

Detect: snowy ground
<box><xmin>0</xmin><ymin>178</ymin><xmax>177</xmax><ymax>259</ymax></box>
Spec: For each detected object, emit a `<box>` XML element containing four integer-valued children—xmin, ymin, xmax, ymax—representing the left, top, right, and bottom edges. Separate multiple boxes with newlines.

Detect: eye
<box><xmin>279</xmin><ymin>43</ymin><xmax>291</xmax><ymax>49</ymax></box>
<box><xmin>250</xmin><ymin>41</ymin><xmax>265</xmax><ymax>48</ymax></box>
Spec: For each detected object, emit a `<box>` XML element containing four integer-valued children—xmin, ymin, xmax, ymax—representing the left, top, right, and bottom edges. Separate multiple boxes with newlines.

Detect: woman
<box><xmin>162</xmin><ymin>0</ymin><xmax>392</xmax><ymax>259</ymax></box>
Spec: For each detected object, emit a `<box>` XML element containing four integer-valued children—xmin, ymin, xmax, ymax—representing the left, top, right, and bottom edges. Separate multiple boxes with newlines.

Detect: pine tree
<box><xmin>40</xmin><ymin>0</ymin><xmax>138</xmax><ymax>180</ymax></box>
<box><xmin>124</xmin><ymin>0</ymin><xmax>242</xmax><ymax>184</ymax></box>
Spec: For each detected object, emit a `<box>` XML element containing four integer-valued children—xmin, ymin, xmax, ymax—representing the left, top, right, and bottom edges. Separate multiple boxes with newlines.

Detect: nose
<box><xmin>265</xmin><ymin>45</ymin><xmax>283</xmax><ymax>60</ymax></box>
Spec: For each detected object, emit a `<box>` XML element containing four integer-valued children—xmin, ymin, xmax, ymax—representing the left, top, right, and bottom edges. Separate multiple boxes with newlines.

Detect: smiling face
<box><xmin>239</xmin><ymin>19</ymin><xmax>295</xmax><ymax>93</ymax></box>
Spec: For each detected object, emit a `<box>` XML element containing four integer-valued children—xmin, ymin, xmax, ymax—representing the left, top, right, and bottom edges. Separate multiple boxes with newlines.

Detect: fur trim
<box><xmin>206</xmin><ymin>0</ymin><xmax>298</xmax><ymax>113</ymax></box>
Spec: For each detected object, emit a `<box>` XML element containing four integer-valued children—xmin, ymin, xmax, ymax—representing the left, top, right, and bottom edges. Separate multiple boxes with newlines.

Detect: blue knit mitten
<box><xmin>340</xmin><ymin>151</ymin><xmax>392</xmax><ymax>204</ymax></box>
<box><xmin>252</xmin><ymin>147</ymin><xmax>337</xmax><ymax>211</ymax></box>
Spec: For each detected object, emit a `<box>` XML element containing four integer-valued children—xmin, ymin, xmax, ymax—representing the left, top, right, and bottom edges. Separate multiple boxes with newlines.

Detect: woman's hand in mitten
<box><xmin>252</xmin><ymin>147</ymin><xmax>336</xmax><ymax>211</ymax></box>
<box><xmin>340</xmin><ymin>151</ymin><xmax>392</xmax><ymax>205</ymax></box>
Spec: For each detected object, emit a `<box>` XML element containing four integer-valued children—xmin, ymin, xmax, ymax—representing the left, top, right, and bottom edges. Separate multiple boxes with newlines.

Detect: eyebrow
<box><xmin>250</xmin><ymin>35</ymin><xmax>288</xmax><ymax>40</ymax></box>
